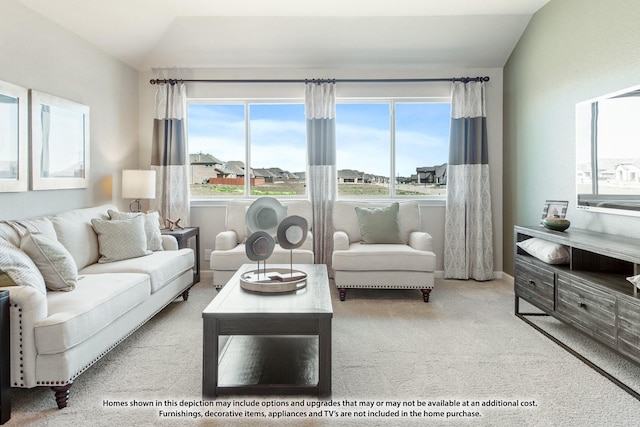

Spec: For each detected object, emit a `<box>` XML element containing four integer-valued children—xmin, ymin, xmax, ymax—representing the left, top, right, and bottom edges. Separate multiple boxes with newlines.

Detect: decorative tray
<box><xmin>240</xmin><ymin>268</ymin><xmax>307</xmax><ymax>294</ymax></box>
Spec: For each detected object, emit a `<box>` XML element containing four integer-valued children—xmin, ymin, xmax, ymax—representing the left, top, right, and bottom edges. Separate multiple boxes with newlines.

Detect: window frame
<box><xmin>186</xmin><ymin>96</ymin><xmax>450</xmax><ymax>202</ymax></box>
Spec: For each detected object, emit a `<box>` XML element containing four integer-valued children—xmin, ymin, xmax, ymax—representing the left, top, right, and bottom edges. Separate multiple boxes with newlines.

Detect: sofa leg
<box><xmin>182</xmin><ymin>289</ymin><xmax>190</xmax><ymax>301</ymax></box>
<box><xmin>51</xmin><ymin>383</ymin><xmax>73</xmax><ymax>409</ymax></box>
<box><xmin>421</xmin><ymin>289</ymin><xmax>431</xmax><ymax>303</ymax></box>
<box><xmin>338</xmin><ymin>288</ymin><xmax>346</xmax><ymax>301</ymax></box>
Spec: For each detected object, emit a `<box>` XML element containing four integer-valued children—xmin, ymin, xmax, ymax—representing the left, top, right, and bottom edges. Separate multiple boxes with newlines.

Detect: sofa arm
<box><xmin>161</xmin><ymin>235</ymin><xmax>179</xmax><ymax>251</ymax></box>
<box><xmin>1</xmin><ymin>285</ymin><xmax>48</xmax><ymax>387</ymax></box>
<box><xmin>409</xmin><ymin>231</ymin><xmax>434</xmax><ymax>252</ymax></box>
<box><xmin>333</xmin><ymin>231</ymin><xmax>350</xmax><ymax>251</ymax></box>
<box><xmin>215</xmin><ymin>230</ymin><xmax>239</xmax><ymax>251</ymax></box>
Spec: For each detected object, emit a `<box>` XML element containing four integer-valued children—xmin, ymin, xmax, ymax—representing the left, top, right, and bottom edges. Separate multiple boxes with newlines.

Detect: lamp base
<box><xmin>129</xmin><ymin>199</ymin><xmax>142</xmax><ymax>212</ymax></box>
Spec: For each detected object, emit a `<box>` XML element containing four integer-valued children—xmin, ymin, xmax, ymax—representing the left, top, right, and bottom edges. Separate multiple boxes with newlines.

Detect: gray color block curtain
<box><xmin>444</xmin><ymin>81</ymin><xmax>493</xmax><ymax>280</ymax></box>
<box><xmin>305</xmin><ymin>82</ymin><xmax>337</xmax><ymax>266</ymax></box>
<box><xmin>150</xmin><ymin>82</ymin><xmax>190</xmax><ymax>226</ymax></box>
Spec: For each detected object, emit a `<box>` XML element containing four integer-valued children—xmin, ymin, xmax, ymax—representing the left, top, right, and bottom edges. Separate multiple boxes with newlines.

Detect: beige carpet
<box><xmin>5</xmin><ymin>278</ymin><xmax>640</xmax><ymax>426</ymax></box>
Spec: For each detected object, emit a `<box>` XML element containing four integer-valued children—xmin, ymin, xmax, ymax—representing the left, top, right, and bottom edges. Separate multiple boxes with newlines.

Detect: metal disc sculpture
<box><xmin>241</xmin><ymin>197</ymin><xmax>308</xmax><ymax>293</ymax></box>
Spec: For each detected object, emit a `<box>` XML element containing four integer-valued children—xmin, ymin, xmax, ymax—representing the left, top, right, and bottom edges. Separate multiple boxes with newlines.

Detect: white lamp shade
<box><xmin>122</xmin><ymin>169</ymin><xmax>156</xmax><ymax>199</ymax></box>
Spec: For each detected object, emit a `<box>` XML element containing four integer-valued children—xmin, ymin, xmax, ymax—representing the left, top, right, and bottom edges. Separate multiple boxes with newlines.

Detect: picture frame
<box><xmin>0</xmin><ymin>80</ymin><xmax>28</xmax><ymax>192</ymax></box>
<box><xmin>541</xmin><ymin>200</ymin><xmax>568</xmax><ymax>223</ymax></box>
<box><xmin>30</xmin><ymin>90</ymin><xmax>90</xmax><ymax>190</ymax></box>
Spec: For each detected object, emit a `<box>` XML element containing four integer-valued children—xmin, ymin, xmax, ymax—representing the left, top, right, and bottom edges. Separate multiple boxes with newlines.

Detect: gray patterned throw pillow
<box><xmin>20</xmin><ymin>232</ymin><xmax>78</xmax><ymax>291</ymax></box>
<box><xmin>107</xmin><ymin>210</ymin><xmax>164</xmax><ymax>251</ymax></box>
<box><xmin>91</xmin><ymin>216</ymin><xmax>151</xmax><ymax>263</ymax></box>
<box><xmin>0</xmin><ymin>238</ymin><xmax>46</xmax><ymax>295</ymax></box>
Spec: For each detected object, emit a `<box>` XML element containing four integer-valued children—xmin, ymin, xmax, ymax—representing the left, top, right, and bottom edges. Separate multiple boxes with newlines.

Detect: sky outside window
<box><xmin>187</xmin><ymin>100</ymin><xmax>451</xmax><ymax>198</ymax></box>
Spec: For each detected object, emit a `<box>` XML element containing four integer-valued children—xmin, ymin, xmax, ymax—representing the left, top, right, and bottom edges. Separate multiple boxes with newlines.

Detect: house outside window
<box><xmin>187</xmin><ymin>98</ymin><xmax>450</xmax><ymax>199</ymax></box>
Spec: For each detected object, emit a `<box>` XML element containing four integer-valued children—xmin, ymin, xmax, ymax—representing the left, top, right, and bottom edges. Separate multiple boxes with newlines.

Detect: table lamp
<box><xmin>122</xmin><ymin>169</ymin><xmax>156</xmax><ymax>212</ymax></box>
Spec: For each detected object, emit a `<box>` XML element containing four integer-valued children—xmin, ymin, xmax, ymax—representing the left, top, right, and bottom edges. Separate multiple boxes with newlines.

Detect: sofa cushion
<box><xmin>79</xmin><ymin>249</ymin><xmax>194</xmax><ymax>293</ymax></box>
<box><xmin>50</xmin><ymin>205</ymin><xmax>117</xmax><ymax>270</ymax></box>
<box><xmin>20</xmin><ymin>233</ymin><xmax>78</xmax><ymax>291</ymax></box>
<box><xmin>355</xmin><ymin>202</ymin><xmax>405</xmax><ymax>244</ymax></box>
<box><xmin>332</xmin><ymin>243</ymin><xmax>436</xmax><ymax>272</ymax></box>
<box><xmin>91</xmin><ymin>216</ymin><xmax>152</xmax><ymax>263</ymax></box>
<box><xmin>35</xmin><ymin>273</ymin><xmax>150</xmax><ymax>355</ymax></box>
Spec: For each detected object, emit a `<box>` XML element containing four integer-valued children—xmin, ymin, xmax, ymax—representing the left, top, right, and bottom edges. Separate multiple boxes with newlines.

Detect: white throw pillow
<box><xmin>516</xmin><ymin>238</ymin><xmax>570</xmax><ymax>264</ymax></box>
<box><xmin>0</xmin><ymin>238</ymin><xmax>46</xmax><ymax>295</ymax></box>
<box><xmin>20</xmin><ymin>233</ymin><xmax>78</xmax><ymax>291</ymax></box>
<box><xmin>91</xmin><ymin>216</ymin><xmax>152</xmax><ymax>263</ymax></box>
<box><xmin>108</xmin><ymin>210</ymin><xmax>164</xmax><ymax>251</ymax></box>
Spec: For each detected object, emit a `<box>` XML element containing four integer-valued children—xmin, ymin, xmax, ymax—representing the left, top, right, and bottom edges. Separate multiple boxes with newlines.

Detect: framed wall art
<box><xmin>30</xmin><ymin>90</ymin><xmax>90</xmax><ymax>190</ymax></box>
<box><xmin>0</xmin><ymin>80</ymin><xmax>28</xmax><ymax>192</ymax></box>
<box><xmin>541</xmin><ymin>200</ymin><xmax>568</xmax><ymax>224</ymax></box>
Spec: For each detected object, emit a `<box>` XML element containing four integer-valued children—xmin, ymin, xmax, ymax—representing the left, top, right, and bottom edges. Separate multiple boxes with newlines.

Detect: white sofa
<box><xmin>332</xmin><ymin>200</ymin><xmax>436</xmax><ymax>302</ymax></box>
<box><xmin>0</xmin><ymin>205</ymin><xmax>194</xmax><ymax>409</ymax></box>
<box><xmin>210</xmin><ymin>199</ymin><xmax>314</xmax><ymax>288</ymax></box>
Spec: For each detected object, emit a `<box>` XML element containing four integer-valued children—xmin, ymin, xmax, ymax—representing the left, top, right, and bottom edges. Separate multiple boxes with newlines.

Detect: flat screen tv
<box><xmin>576</xmin><ymin>84</ymin><xmax>640</xmax><ymax>217</ymax></box>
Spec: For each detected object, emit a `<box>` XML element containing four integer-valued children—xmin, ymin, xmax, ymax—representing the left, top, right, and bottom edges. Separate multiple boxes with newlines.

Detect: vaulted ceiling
<box><xmin>16</xmin><ymin>0</ymin><xmax>551</xmax><ymax>71</ymax></box>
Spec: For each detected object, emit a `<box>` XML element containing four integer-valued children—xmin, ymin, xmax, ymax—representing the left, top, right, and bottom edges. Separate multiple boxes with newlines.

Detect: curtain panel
<box><xmin>150</xmin><ymin>82</ymin><xmax>190</xmax><ymax>226</ymax></box>
<box><xmin>305</xmin><ymin>82</ymin><xmax>337</xmax><ymax>267</ymax></box>
<box><xmin>444</xmin><ymin>81</ymin><xmax>493</xmax><ymax>280</ymax></box>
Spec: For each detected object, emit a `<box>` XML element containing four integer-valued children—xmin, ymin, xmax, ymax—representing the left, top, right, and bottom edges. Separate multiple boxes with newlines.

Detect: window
<box><xmin>187</xmin><ymin>102</ymin><xmax>306</xmax><ymax>198</ymax></box>
<box><xmin>249</xmin><ymin>104</ymin><xmax>306</xmax><ymax>196</ymax></box>
<box><xmin>187</xmin><ymin>98</ymin><xmax>450</xmax><ymax>199</ymax></box>
<box><xmin>336</xmin><ymin>101</ymin><xmax>450</xmax><ymax>197</ymax></box>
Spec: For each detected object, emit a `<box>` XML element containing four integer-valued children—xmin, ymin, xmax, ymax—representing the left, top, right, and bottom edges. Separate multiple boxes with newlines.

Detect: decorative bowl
<box><xmin>542</xmin><ymin>216</ymin><xmax>571</xmax><ymax>232</ymax></box>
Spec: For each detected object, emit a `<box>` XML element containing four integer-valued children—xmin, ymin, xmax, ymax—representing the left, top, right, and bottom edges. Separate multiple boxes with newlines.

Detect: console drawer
<box><xmin>617</xmin><ymin>299</ymin><xmax>640</xmax><ymax>364</ymax></box>
<box><xmin>514</xmin><ymin>256</ymin><xmax>555</xmax><ymax>312</ymax></box>
<box><xmin>557</xmin><ymin>275</ymin><xmax>616</xmax><ymax>345</ymax></box>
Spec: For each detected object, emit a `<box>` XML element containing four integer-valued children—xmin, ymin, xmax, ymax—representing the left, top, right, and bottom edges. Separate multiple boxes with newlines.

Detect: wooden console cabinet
<box><xmin>514</xmin><ymin>225</ymin><xmax>640</xmax><ymax>372</ymax></box>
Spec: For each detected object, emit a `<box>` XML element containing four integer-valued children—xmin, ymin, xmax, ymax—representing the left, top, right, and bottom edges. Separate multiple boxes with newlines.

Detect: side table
<box><xmin>1</xmin><ymin>290</ymin><xmax>10</xmax><ymax>424</ymax></box>
<box><xmin>161</xmin><ymin>226</ymin><xmax>200</xmax><ymax>284</ymax></box>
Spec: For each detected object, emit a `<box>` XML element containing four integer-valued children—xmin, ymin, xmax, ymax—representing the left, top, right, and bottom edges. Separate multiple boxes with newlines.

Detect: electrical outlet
<box><xmin>204</xmin><ymin>249</ymin><xmax>212</xmax><ymax>260</ymax></box>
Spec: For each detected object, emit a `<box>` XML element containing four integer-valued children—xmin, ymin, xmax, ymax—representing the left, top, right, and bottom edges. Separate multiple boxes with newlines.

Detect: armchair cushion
<box><xmin>355</xmin><ymin>202</ymin><xmax>405</xmax><ymax>244</ymax></box>
<box><xmin>332</xmin><ymin>243</ymin><xmax>436</xmax><ymax>272</ymax></box>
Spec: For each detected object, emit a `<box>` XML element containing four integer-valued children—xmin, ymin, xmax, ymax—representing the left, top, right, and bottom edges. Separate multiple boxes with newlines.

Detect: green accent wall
<box><xmin>504</xmin><ymin>0</ymin><xmax>640</xmax><ymax>275</ymax></box>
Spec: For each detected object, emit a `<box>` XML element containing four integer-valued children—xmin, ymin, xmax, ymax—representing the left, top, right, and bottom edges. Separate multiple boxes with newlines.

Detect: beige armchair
<box><xmin>332</xmin><ymin>201</ymin><xmax>436</xmax><ymax>302</ymax></box>
<box><xmin>210</xmin><ymin>199</ymin><xmax>314</xmax><ymax>288</ymax></box>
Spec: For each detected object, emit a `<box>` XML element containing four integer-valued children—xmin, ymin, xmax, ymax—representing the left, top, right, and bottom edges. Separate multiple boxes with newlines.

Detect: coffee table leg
<box><xmin>318</xmin><ymin>317</ymin><xmax>332</xmax><ymax>397</ymax></box>
<box><xmin>202</xmin><ymin>318</ymin><xmax>218</xmax><ymax>399</ymax></box>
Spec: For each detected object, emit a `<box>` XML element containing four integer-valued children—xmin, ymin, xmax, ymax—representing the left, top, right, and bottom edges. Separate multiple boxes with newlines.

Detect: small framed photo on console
<box><xmin>541</xmin><ymin>200</ymin><xmax>568</xmax><ymax>223</ymax></box>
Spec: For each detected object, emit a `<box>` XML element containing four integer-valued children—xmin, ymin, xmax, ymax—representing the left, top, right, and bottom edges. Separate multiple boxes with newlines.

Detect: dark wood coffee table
<box><xmin>202</xmin><ymin>264</ymin><xmax>332</xmax><ymax>399</ymax></box>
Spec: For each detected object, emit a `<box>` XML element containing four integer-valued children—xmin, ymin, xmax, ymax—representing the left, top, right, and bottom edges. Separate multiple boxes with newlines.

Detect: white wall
<box><xmin>0</xmin><ymin>0</ymin><xmax>139</xmax><ymax>220</ymax></box>
<box><xmin>504</xmin><ymin>0</ymin><xmax>640</xmax><ymax>274</ymax></box>
<box><xmin>139</xmin><ymin>67</ymin><xmax>504</xmax><ymax>276</ymax></box>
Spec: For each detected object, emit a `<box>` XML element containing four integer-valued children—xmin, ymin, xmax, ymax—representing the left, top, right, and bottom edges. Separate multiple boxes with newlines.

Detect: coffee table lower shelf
<box><xmin>215</xmin><ymin>335</ymin><xmax>320</xmax><ymax>396</ymax></box>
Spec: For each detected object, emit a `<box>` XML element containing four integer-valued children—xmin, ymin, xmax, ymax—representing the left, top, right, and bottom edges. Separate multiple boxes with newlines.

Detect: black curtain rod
<box><xmin>149</xmin><ymin>76</ymin><xmax>490</xmax><ymax>85</ymax></box>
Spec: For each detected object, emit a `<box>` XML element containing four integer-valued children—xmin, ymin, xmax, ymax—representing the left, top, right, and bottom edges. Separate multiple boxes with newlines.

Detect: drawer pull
<box><xmin>579</xmin><ymin>302</ymin><xmax>587</xmax><ymax>309</ymax></box>
<box><xmin>528</xmin><ymin>280</ymin><xmax>536</xmax><ymax>286</ymax></box>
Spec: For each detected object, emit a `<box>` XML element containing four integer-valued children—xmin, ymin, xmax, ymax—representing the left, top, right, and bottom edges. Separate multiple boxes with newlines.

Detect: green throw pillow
<box><xmin>355</xmin><ymin>203</ymin><xmax>405</xmax><ymax>244</ymax></box>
